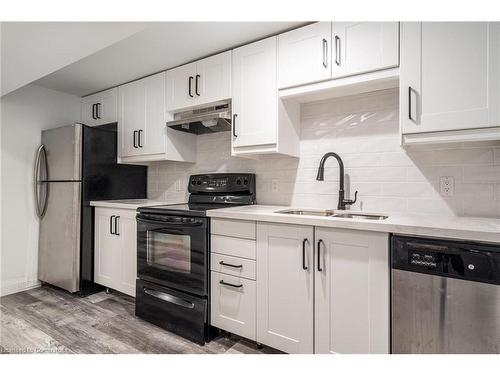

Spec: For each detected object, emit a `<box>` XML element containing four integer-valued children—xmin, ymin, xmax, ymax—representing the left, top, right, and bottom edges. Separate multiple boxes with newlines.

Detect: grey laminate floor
<box><xmin>0</xmin><ymin>286</ymin><xmax>281</xmax><ymax>354</ymax></box>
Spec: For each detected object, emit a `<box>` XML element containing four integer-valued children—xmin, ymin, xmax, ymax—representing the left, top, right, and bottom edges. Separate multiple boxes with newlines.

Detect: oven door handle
<box><xmin>143</xmin><ymin>288</ymin><xmax>195</xmax><ymax>309</ymax></box>
<box><xmin>136</xmin><ymin>217</ymin><xmax>205</xmax><ymax>227</ymax></box>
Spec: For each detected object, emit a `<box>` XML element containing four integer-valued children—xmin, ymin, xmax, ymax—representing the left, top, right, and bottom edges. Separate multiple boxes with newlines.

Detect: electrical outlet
<box><xmin>439</xmin><ymin>176</ymin><xmax>454</xmax><ymax>197</ymax></box>
<box><xmin>271</xmin><ymin>179</ymin><xmax>280</xmax><ymax>193</ymax></box>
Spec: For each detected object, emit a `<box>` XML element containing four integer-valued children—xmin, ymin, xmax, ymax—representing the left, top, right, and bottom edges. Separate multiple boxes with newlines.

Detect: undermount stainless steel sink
<box><xmin>275</xmin><ymin>209</ymin><xmax>388</xmax><ymax>220</ymax></box>
<box><xmin>330</xmin><ymin>213</ymin><xmax>388</xmax><ymax>220</ymax></box>
<box><xmin>275</xmin><ymin>209</ymin><xmax>336</xmax><ymax>217</ymax></box>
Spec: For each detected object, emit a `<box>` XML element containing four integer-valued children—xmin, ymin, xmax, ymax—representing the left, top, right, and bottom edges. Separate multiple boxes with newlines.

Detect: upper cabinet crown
<box><xmin>166</xmin><ymin>51</ymin><xmax>232</xmax><ymax>112</ymax></box>
<box><xmin>81</xmin><ymin>87</ymin><xmax>118</xmax><ymax>126</ymax></box>
<box><xmin>278</xmin><ymin>22</ymin><xmax>400</xmax><ymax>89</ymax></box>
<box><xmin>400</xmin><ymin>22</ymin><xmax>500</xmax><ymax>144</ymax></box>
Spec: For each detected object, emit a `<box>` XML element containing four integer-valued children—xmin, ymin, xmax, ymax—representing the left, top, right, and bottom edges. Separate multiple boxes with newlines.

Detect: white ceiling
<box><xmin>33</xmin><ymin>22</ymin><xmax>306</xmax><ymax>97</ymax></box>
<box><xmin>1</xmin><ymin>22</ymin><xmax>148</xmax><ymax>96</ymax></box>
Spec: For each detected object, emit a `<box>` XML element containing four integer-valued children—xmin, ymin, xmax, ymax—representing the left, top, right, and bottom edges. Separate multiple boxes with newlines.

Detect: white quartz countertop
<box><xmin>90</xmin><ymin>199</ymin><xmax>182</xmax><ymax>210</ymax></box>
<box><xmin>206</xmin><ymin>205</ymin><xmax>500</xmax><ymax>244</ymax></box>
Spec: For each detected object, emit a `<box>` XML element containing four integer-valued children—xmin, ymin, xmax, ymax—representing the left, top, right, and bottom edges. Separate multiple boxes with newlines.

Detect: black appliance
<box><xmin>36</xmin><ymin>123</ymin><xmax>147</xmax><ymax>296</ymax></box>
<box><xmin>392</xmin><ymin>235</ymin><xmax>500</xmax><ymax>353</ymax></box>
<box><xmin>135</xmin><ymin>173</ymin><xmax>256</xmax><ymax>344</ymax></box>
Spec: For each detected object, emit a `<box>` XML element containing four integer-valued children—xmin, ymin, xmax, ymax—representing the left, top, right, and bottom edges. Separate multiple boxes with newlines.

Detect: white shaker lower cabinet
<box><xmin>94</xmin><ymin>207</ymin><xmax>137</xmax><ymax>297</ymax></box>
<box><xmin>256</xmin><ymin>223</ymin><xmax>314</xmax><ymax>354</ymax></box>
<box><xmin>314</xmin><ymin>227</ymin><xmax>390</xmax><ymax>354</ymax></box>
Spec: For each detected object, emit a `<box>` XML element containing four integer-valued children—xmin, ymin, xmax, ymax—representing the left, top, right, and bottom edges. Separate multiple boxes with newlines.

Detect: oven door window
<box><xmin>147</xmin><ymin>231</ymin><xmax>192</xmax><ymax>274</ymax></box>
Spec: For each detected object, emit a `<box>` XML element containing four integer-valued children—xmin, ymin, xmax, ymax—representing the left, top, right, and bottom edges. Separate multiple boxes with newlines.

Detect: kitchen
<box><xmin>1</xmin><ymin>3</ymin><xmax>500</xmax><ymax>372</ymax></box>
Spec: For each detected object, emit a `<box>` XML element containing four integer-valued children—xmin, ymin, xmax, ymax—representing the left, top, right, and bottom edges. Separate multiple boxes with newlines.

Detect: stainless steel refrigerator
<box><xmin>34</xmin><ymin>123</ymin><xmax>147</xmax><ymax>295</ymax></box>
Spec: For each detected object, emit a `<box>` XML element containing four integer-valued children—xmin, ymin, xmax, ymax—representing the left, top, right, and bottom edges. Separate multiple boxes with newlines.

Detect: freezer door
<box><xmin>392</xmin><ymin>269</ymin><xmax>500</xmax><ymax>354</ymax></box>
<box><xmin>38</xmin><ymin>181</ymin><xmax>81</xmax><ymax>293</ymax></box>
<box><xmin>41</xmin><ymin>124</ymin><xmax>82</xmax><ymax>181</ymax></box>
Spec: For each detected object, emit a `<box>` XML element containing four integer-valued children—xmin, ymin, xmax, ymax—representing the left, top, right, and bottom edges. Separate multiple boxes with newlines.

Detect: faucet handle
<box><xmin>344</xmin><ymin>191</ymin><xmax>358</xmax><ymax>206</ymax></box>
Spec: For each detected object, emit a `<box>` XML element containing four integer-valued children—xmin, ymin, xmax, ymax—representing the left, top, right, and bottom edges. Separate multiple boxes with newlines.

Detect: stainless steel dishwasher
<box><xmin>391</xmin><ymin>235</ymin><xmax>500</xmax><ymax>354</ymax></box>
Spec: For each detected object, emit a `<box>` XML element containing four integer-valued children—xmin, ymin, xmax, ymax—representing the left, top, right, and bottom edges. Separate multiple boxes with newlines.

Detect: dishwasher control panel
<box><xmin>409</xmin><ymin>251</ymin><xmax>438</xmax><ymax>269</ymax></box>
<box><xmin>391</xmin><ymin>235</ymin><xmax>500</xmax><ymax>285</ymax></box>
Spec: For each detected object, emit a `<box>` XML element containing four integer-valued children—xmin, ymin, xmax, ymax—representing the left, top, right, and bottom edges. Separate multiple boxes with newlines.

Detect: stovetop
<box><xmin>138</xmin><ymin>173</ymin><xmax>256</xmax><ymax>217</ymax></box>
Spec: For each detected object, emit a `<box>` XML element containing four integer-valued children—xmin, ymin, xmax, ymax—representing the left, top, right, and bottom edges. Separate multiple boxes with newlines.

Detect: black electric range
<box><xmin>135</xmin><ymin>173</ymin><xmax>256</xmax><ymax>345</ymax></box>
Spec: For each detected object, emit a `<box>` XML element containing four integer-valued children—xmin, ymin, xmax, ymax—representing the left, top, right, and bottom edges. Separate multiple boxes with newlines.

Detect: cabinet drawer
<box><xmin>211</xmin><ymin>235</ymin><xmax>256</xmax><ymax>260</ymax></box>
<box><xmin>211</xmin><ymin>218</ymin><xmax>256</xmax><ymax>239</ymax></box>
<box><xmin>211</xmin><ymin>253</ymin><xmax>256</xmax><ymax>280</ymax></box>
<box><xmin>210</xmin><ymin>271</ymin><xmax>256</xmax><ymax>340</ymax></box>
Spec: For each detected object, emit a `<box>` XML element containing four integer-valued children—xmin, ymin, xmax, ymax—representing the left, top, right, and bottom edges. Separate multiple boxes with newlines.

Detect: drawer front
<box><xmin>210</xmin><ymin>271</ymin><xmax>256</xmax><ymax>340</ymax></box>
<box><xmin>211</xmin><ymin>235</ymin><xmax>256</xmax><ymax>260</ymax></box>
<box><xmin>211</xmin><ymin>253</ymin><xmax>256</xmax><ymax>280</ymax></box>
<box><xmin>211</xmin><ymin>218</ymin><xmax>256</xmax><ymax>239</ymax></box>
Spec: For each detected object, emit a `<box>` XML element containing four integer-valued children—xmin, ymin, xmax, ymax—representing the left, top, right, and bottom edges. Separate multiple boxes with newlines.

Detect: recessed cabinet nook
<box><xmin>80</xmin><ymin>22</ymin><xmax>500</xmax><ymax>157</ymax></box>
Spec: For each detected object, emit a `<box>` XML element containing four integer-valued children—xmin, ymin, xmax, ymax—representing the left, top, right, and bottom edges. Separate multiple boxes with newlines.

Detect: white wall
<box><xmin>148</xmin><ymin>88</ymin><xmax>500</xmax><ymax>218</ymax></box>
<box><xmin>0</xmin><ymin>84</ymin><xmax>81</xmax><ymax>296</ymax></box>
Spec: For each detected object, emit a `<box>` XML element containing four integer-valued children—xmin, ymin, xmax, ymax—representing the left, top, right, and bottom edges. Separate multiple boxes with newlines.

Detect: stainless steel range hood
<box><xmin>166</xmin><ymin>102</ymin><xmax>231</xmax><ymax>135</ymax></box>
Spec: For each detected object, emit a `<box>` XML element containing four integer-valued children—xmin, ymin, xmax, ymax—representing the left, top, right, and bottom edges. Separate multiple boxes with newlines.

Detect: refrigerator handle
<box><xmin>34</xmin><ymin>145</ymin><xmax>49</xmax><ymax>219</ymax></box>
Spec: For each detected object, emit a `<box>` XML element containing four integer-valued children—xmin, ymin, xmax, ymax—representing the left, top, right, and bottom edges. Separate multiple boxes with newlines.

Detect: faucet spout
<box><xmin>316</xmin><ymin>152</ymin><xmax>356</xmax><ymax>210</ymax></box>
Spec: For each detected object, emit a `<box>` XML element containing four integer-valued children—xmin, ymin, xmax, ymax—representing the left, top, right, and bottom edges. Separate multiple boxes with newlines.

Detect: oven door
<box><xmin>137</xmin><ymin>213</ymin><xmax>209</xmax><ymax>296</ymax></box>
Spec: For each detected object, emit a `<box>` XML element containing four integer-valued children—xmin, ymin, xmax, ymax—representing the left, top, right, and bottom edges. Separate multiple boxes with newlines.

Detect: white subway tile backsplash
<box><xmin>149</xmin><ymin>88</ymin><xmax>500</xmax><ymax>218</ymax></box>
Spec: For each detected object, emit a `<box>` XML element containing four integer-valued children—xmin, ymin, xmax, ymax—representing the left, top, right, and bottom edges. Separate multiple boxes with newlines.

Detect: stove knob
<box><xmin>197</xmin><ymin>180</ymin><xmax>202</xmax><ymax>185</ymax></box>
<box><xmin>243</xmin><ymin>179</ymin><xmax>248</xmax><ymax>185</ymax></box>
<box><xmin>191</xmin><ymin>180</ymin><xmax>196</xmax><ymax>185</ymax></box>
<box><xmin>236</xmin><ymin>179</ymin><xmax>242</xmax><ymax>185</ymax></box>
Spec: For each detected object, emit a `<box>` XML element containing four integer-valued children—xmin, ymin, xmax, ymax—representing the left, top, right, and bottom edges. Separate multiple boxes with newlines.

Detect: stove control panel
<box><xmin>188</xmin><ymin>173</ymin><xmax>256</xmax><ymax>195</ymax></box>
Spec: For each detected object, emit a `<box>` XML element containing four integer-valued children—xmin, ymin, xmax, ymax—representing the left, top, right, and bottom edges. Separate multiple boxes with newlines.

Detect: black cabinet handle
<box><xmin>219</xmin><ymin>261</ymin><xmax>243</xmax><ymax>269</ymax></box>
<box><xmin>114</xmin><ymin>216</ymin><xmax>120</xmax><ymax>235</ymax></box>
<box><xmin>335</xmin><ymin>35</ymin><xmax>341</xmax><ymax>66</ymax></box>
<box><xmin>96</xmin><ymin>102</ymin><xmax>101</xmax><ymax>119</ymax></box>
<box><xmin>138</xmin><ymin>129</ymin><xmax>143</xmax><ymax>148</ymax></box>
<box><xmin>302</xmin><ymin>238</ymin><xmax>309</xmax><ymax>270</ymax></box>
<box><xmin>188</xmin><ymin>76</ymin><xmax>194</xmax><ymax>98</ymax></box>
<box><xmin>133</xmin><ymin>130</ymin><xmax>138</xmax><ymax>148</ymax></box>
<box><xmin>195</xmin><ymin>74</ymin><xmax>200</xmax><ymax>96</ymax></box>
<box><xmin>408</xmin><ymin>86</ymin><xmax>417</xmax><ymax>122</ymax></box>
<box><xmin>317</xmin><ymin>239</ymin><xmax>324</xmax><ymax>272</ymax></box>
<box><xmin>110</xmin><ymin>215</ymin><xmax>115</xmax><ymax>234</ymax></box>
<box><xmin>220</xmin><ymin>280</ymin><xmax>243</xmax><ymax>288</ymax></box>
<box><xmin>92</xmin><ymin>104</ymin><xmax>96</xmax><ymax>120</ymax></box>
<box><xmin>232</xmin><ymin>114</ymin><xmax>238</xmax><ymax>138</ymax></box>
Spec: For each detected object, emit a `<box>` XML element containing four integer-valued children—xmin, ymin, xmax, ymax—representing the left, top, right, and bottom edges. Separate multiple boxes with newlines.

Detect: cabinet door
<box><xmin>94</xmin><ymin>208</ymin><xmax>119</xmax><ymax>290</ymax></box>
<box><xmin>211</xmin><ymin>271</ymin><xmax>256</xmax><ymax>340</ymax></box>
<box><xmin>256</xmin><ymin>223</ymin><xmax>314</xmax><ymax>354</ymax></box>
<box><xmin>166</xmin><ymin>61</ymin><xmax>197</xmax><ymax>112</ymax></box>
<box><xmin>401</xmin><ymin>22</ymin><xmax>500</xmax><ymax>134</ymax></box>
<box><xmin>315</xmin><ymin>228</ymin><xmax>389</xmax><ymax>354</ymax></box>
<box><xmin>143</xmin><ymin>72</ymin><xmax>166</xmax><ymax>156</ymax></box>
<box><xmin>81</xmin><ymin>96</ymin><xmax>96</xmax><ymax>126</ymax></box>
<box><xmin>196</xmin><ymin>51</ymin><xmax>231</xmax><ymax>105</ymax></box>
<box><xmin>95</xmin><ymin>88</ymin><xmax>118</xmax><ymax>126</ymax></box>
<box><xmin>232</xmin><ymin>37</ymin><xmax>278</xmax><ymax>149</ymax></box>
<box><xmin>332</xmin><ymin>22</ymin><xmax>399</xmax><ymax>78</ymax></box>
<box><xmin>278</xmin><ymin>22</ymin><xmax>332</xmax><ymax>88</ymax></box>
<box><xmin>118</xmin><ymin>80</ymin><xmax>145</xmax><ymax>158</ymax></box>
<box><xmin>116</xmin><ymin>211</ymin><xmax>137</xmax><ymax>297</ymax></box>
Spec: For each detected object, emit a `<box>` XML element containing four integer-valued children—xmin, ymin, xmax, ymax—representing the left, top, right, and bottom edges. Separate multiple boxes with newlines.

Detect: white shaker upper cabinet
<box><xmin>401</xmin><ymin>22</ymin><xmax>500</xmax><ymax>136</ymax></box>
<box><xmin>256</xmin><ymin>223</ymin><xmax>314</xmax><ymax>354</ymax></box>
<box><xmin>81</xmin><ymin>87</ymin><xmax>118</xmax><ymax>127</ymax></box>
<box><xmin>232</xmin><ymin>37</ymin><xmax>278</xmax><ymax>150</ymax></box>
<box><xmin>331</xmin><ymin>22</ymin><xmax>399</xmax><ymax>79</ymax></box>
<box><xmin>278</xmin><ymin>22</ymin><xmax>332</xmax><ymax>88</ymax></box>
<box><xmin>314</xmin><ymin>228</ymin><xmax>389</xmax><ymax>354</ymax></box>
<box><xmin>165</xmin><ymin>62</ymin><xmax>197</xmax><ymax>112</ymax></box>
<box><xmin>166</xmin><ymin>51</ymin><xmax>231</xmax><ymax>112</ymax></box>
<box><xmin>195</xmin><ymin>51</ymin><xmax>231</xmax><ymax>106</ymax></box>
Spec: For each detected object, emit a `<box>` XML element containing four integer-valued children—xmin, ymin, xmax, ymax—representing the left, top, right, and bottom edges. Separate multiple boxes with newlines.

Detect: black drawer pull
<box><xmin>219</xmin><ymin>261</ymin><xmax>243</xmax><ymax>269</ymax></box>
<box><xmin>220</xmin><ymin>280</ymin><xmax>243</xmax><ymax>288</ymax></box>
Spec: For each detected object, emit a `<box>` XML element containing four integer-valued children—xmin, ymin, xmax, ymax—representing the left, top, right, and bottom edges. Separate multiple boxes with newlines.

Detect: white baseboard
<box><xmin>0</xmin><ymin>279</ymin><xmax>41</xmax><ymax>297</ymax></box>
